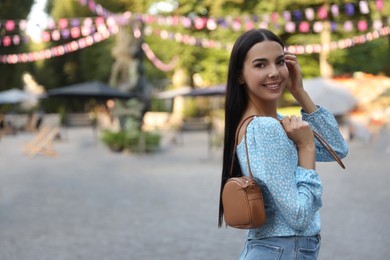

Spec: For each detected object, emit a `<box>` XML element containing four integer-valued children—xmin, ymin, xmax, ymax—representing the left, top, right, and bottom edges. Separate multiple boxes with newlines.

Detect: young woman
<box><xmin>218</xmin><ymin>29</ymin><xmax>348</xmax><ymax>259</ymax></box>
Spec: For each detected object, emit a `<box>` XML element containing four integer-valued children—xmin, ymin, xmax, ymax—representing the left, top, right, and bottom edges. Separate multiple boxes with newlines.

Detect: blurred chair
<box><xmin>23</xmin><ymin>126</ymin><xmax>60</xmax><ymax>158</ymax></box>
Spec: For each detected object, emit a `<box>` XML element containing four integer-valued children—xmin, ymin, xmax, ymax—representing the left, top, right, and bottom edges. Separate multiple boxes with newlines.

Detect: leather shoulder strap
<box><xmin>228</xmin><ymin>116</ymin><xmax>346</xmax><ymax>180</ymax></box>
<box><xmin>312</xmin><ymin>130</ymin><xmax>345</xmax><ymax>169</ymax></box>
<box><xmin>229</xmin><ymin>115</ymin><xmax>256</xmax><ymax>179</ymax></box>
<box><xmin>277</xmin><ymin>119</ymin><xmax>345</xmax><ymax>169</ymax></box>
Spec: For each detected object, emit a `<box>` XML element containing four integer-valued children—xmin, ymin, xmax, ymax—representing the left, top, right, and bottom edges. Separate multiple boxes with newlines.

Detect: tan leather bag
<box><xmin>222</xmin><ymin>115</ymin><xmax>345</xmax><ymax>229</ymax></box>
<box><xmin>222</xmin><ymin>116</ymin><xmax>266</xmax><ymax>229</ymax></box>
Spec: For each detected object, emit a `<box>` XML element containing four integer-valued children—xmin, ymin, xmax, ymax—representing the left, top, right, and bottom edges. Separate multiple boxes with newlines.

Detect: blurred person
<box><xmin>218</xmin><ymin>29</ymin><xmax>348</xmax><ymax>260</ymax></box>
<box><xmin>0</xmin><ymin>113</ymin><xmax>4</xmax><ymax>139</ymax></box>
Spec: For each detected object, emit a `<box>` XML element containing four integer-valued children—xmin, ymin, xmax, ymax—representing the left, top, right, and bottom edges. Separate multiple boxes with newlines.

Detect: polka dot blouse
<box><xmin>236</xmin><ymin>106</ymin><xmax>348</xmax><ymax>239</ymax></box>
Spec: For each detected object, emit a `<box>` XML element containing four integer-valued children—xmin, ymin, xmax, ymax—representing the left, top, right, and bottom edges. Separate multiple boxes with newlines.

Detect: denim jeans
<box><xmin>239</xmin><ymin>235</ymin><xmax>321</xmax><ymax>260</ymax></box>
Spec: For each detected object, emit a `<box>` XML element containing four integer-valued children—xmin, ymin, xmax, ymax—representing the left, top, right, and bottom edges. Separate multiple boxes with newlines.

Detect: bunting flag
<box><xmin>0</xmin><ymin>29</ymin><xmax>116</xmax><ymax>64</ymax></box>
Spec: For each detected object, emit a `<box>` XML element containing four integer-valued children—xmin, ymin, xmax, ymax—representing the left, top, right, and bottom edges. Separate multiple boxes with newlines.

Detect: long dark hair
<box><xmin>218</xmin><ymin>29</ymin><xmax>285</xmax><ymax>227</ymax></box>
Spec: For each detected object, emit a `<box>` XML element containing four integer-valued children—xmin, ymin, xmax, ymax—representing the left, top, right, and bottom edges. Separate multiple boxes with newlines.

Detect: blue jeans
<box><xmin>239</xmin><ymin>235</ymin><xmax>321</xmax><ymax>260</ymax></box>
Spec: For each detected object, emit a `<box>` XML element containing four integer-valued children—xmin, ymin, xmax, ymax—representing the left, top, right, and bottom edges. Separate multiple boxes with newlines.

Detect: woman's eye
<box><xmin>254</xmin><ymin>63</ymin><xmax>265</xmax><ymax>68</ymax></box>
<box><xmin>277</xmin><ymin>59</ymin><xmax>286</xmax><ymax>65</ymax></box>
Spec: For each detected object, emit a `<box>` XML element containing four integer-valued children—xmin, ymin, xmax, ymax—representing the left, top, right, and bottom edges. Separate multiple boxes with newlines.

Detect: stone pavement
<box><xmin>0</xmin><ymin>126</ymin><xmax>389</xmax><ymax>260</ymax></box>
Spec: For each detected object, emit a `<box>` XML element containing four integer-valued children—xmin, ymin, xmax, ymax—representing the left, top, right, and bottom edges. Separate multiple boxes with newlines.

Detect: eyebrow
<box><xmin>251</xmin><ymin>54</ymin><xmax>285</xmax><ymax>64</ymax></box>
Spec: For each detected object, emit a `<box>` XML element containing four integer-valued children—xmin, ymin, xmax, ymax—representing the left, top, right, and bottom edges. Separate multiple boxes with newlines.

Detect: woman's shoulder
<box><xmin>245</xmin><ymin>116</ymin><xmax>285</xmax><ymax>140</ymax></box>
<box><xmin>249</xmin><ymin>116</ymin><xmax>282</xmax><ymax>130</ymax></box>
<box><xmin>239</xmin><ymin>116</ymin><xmax>289</xmax><ymax>150</ymax></box>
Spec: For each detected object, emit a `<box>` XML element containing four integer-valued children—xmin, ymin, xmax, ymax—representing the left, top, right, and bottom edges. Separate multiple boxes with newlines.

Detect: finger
<box><xmin>299</xmin><ymin>117</ymin><xmax>308</xmax><ymax>128</ymax></box>
<box><xmin>285</xmin><ymin>58</ymin><xmax>299</xmax><ymax>70</ymax></box>
<box><xmin>290</xmin><ymin>115</ymin><xmax>298</xmax><ymax>128</ymax></box>
<box><xmin>284</xmin><ymin>52</ymin><xmax>297</xmax><ymax>61</ymax></box>
<box><xmin>284</xmin><ymin>51</ymin><xmax>295</xmax><ymax>57</ymax></box>
<box><xmin>281</xmin><ymin>116</ymin><xmax>291</xmax><ymax>128</ymax></box>
<box><xmin>301</xmin><ymin>120</ymin><xmax>309</xmax><ymax>127</ymax></box>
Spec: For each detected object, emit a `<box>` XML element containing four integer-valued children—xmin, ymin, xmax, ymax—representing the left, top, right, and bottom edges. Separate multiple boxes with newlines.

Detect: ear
<box><xmin>238</xmin><ymin>74</ymin><xmax>245</xmax><ymax>85</ymax></box>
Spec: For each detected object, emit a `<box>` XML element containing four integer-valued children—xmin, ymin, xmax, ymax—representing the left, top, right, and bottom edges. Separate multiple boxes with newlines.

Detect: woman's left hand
<box><xmin>284</xmin><ymin>52</ymin><xmax>304</xmax><ymax>96</ymax></box>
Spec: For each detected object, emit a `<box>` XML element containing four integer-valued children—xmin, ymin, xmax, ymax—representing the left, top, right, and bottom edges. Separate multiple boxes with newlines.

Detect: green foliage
<box><xmin>44</xmin><ymin>0</ymin><xmax>117</xmax><ymax>88</ymax></box>
<box><xmin>150</xmin><ymin>98</ymin><xmax>173</xmax><ymax>112</ymax></box>
<box><xmin>328</xmin><ymin>38</ymin><xmax>389</xmax><ymax>76</ymax></box>
<box><xmin>195</xmin><ymin>48</ymin><xmax>229</xmax><ymax>86</ymax></box>
<box><xmin>79</xmin><ymin>39</ymin><xmax>116</xmax><ymax>82</ymax></box>
<box><xmin>101</xmin><ymin>130</ymin><xmax>127</xmax><ymax>152</ymax></box>
<box><xmin>183</xmin><ymin>98</ymin><xmax>198</xmax><ymax>118</ymax></box>
<box><xmin>101</xmin><ymin>129</ymin><xmax>161</xmax><ymax>153</ymax></box>
<box><xmin>298</xmin><ymin>54</ymin><xmax>321</xmax><ymax>78</ymax></box>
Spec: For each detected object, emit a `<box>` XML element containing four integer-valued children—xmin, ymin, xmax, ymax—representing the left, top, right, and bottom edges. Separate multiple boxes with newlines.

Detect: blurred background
<box><xmin>0</xmin><ymin>0</ymin><xmax>389</xmax><ymax>259</ymax></box>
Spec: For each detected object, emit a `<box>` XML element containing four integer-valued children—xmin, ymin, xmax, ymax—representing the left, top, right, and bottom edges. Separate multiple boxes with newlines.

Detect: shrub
<box><xmin>101</xmin><ymin>130</ymin><xmax>127</xmax><ymax>152</ymax></box>
<box><xmin>101</xmin><ymin>130</ymin><xmax>161</xmax><ymax>153</ymax></box>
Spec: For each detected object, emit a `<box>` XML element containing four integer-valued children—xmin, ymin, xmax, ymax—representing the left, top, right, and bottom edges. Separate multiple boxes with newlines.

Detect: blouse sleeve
<box><xmin>301</xmin><ymin>106</ymin><xmax>349</xmax><ymax>162</ymax></box>
<box><xmin>246</xmin><ymin>118</ymin><xmax>323</xmax><ymax>231</ymax></box>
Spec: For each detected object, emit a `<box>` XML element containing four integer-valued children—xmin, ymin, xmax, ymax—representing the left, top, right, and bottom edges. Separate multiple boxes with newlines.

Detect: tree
<box><xmin>0</xmin><ymin>0</ymin><xmax>34</xmax><ymax>91</ymax></box>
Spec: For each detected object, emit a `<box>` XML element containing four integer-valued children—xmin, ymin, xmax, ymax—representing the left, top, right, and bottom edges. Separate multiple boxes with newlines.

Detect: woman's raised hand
<box><xmin>284</xmin><ymin>52</ymin><xmax>318</xmax><ymax>114</ymax></box>
<box><xmin>282</xmin><ymin>115</ymin><xmax>316</xmax><ymax>169</ymax></box>
<box><xmin>281</xmin><ymin>115</ymin><xmax>314</xmax><ymax>150</ymax></box>
<box><xmin>284</xmin><ymin>51</ymin><xmax>304</xmax><ymax>95</ymax></box>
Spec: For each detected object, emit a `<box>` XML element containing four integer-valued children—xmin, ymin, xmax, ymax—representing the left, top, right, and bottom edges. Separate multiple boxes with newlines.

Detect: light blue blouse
<box><xmin>236</xmin><ymin>106</ymin><xmax>348</xmax><ymax>239</ymax></box>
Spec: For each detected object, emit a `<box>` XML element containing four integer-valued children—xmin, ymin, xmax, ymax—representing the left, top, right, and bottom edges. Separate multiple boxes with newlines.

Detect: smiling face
<box><xmin>240</xmin><ymin>40</ymin><xmax>289</xmax><ymax>104</ymax></box>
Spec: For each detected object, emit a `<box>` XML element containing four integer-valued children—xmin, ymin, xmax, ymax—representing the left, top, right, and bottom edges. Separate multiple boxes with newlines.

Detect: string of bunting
<box><xmin>131</xmin><ymin>21</ymin><xmax>179</xmax><ymax>71</ymax></box>
<box><xmin>145</xmin><ymin>25</ymin><xmax>390</xmax><ymax>54</ymax></box>
<box><xmin>142</xmin><ymin>1</ymin><xmax>387</xmax><ymax>32</ymax></box>
<box><xmin>73</xmin><ymin>0</ymin><xmax>387</xmax><ymax>32</ymax></box>
<box><xmin>0</xmin><ymin>0</ymin><xmax>388</xmax><ymax>65</ymax></box>
<box><xmin>0</xmin><ymin>0</ymin><xmax>178</xmax><ymax>71</ymax></box>
<box><xmin>141</xmin><ymin>42</ymin><xmax>178</xmax><ymax>72</ymax></box>
<box><xmin>0</xmin><ymin>22</ymin><xmax>179</xmax><ymax>70</ymax></box>
<box><xmin>144</xmin><ymin>16</ymin><xmax>389</xmax><ymax>33</ymax></box>
<box><xmin>0</xmin><ymin>20</ymin><xmax>179</xmax><ymax>70</ymax></box>
<box><xmin>0</xmin><ymin>16</ymin><xmax>116</xmax><ymax>33</ymax></box>
<box><xmin>73</xmin><ymin>0</ymin><xmax>390</xmax><ymax>57</ymax></box>
<box><xmin>0</xmin><ymin>20</ymin><xmax>115</xmax><ymax>47</ymax></box>
<box><xmin>287</xmin><ymin>26</ymin><xmax>390</xmax><ymax>54</ymax></box>
<box><xmin>0</xmin><ymin>28</ymin><xmax>117</xmax><ymax>64</ymax></box>
<box><xmin>1</xmin><ymin>0</ymin><xmax>387</xmax><ymax>37</ymax></box>
<box><xmin>146</xmin><ymin>17</ymin><xmax>389</xmax><ymax>36</ymax></box>
<box><xmin>0</xmin><ymin>1</ymin><xmax>386</xmax><ymax>34</ymax></box>
<box><xmin>1</xmin><ymin>15</ymin><xmax>388</xmax><ymax>48</ymax></box>
<box><xmin>3</xmin><ymin>24</ymin><xmax>387</xmax><ymax>64</ymax></box>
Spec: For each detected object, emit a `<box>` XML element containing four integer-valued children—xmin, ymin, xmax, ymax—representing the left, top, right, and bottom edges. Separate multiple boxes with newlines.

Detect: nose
<box><xmin>268</xmin><ymin>65</ymin><xmax>280</xmax><ymax>79</ymax></box>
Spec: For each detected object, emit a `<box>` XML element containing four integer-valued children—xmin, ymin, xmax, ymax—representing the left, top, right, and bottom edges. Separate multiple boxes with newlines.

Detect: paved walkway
<box><xmin>0</xmin><ymin>126</ymin><xmax>389</xmax><ymax>260</ymax></box>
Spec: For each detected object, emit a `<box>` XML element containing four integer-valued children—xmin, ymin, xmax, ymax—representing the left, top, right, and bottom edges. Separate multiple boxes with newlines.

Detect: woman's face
<box><xmin>240</xmin><ymin>40</ymin><xmax>289</xmax><ymax>102</ymax></box>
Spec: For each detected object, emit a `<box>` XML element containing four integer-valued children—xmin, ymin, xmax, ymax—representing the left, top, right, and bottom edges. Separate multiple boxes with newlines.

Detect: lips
<box><xmin>263</xmin><ymin>82</ymin><xmax>280</xmax><ymax>90</ymax></box>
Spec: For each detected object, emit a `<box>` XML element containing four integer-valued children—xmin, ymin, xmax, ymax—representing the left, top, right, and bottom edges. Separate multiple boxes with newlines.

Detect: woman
<box><xmin>218</xmin><ymin>29</ymin><xmax>348</xmax><ymax>259</ymax></box>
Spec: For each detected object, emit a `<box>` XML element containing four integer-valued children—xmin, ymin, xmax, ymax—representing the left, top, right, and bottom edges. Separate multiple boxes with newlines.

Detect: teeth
<box><xmin>265</xmin><ymin>84</ymin><xmax>279</xmax><ymax>89</ymax></box>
